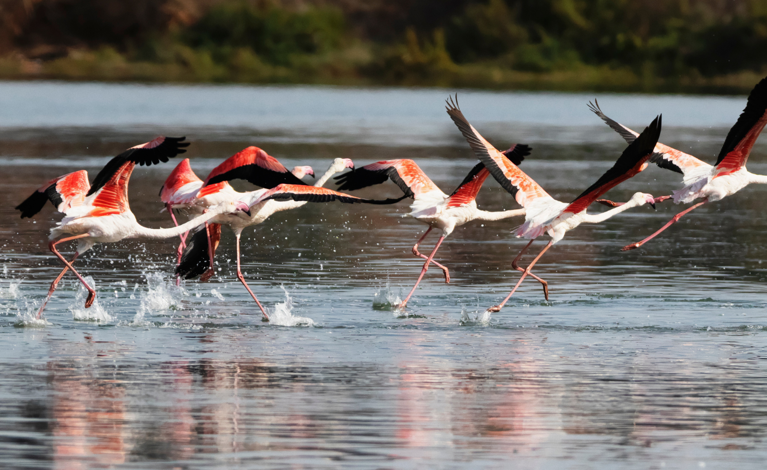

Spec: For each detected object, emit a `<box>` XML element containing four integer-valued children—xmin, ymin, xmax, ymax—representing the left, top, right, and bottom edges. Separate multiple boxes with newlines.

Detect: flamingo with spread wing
<box><xmin>450</xmin><ymin>102</ymin><xmax>663</xmax><ymax>312</ymax></box>
<box><xmin>16</xmin><ymin>137</ymin><xmax>251</xmax><ymax>319</ymax></box>
<box><xmin>336</xmin><ymin>112</ymin><xmax>529</xmax><ymax>308</ymax></box>
<box><xmin>589</xmin><ymin>75</ymin><xmax>767</xmax><ymax>250</ymax></box>
<box><xmin>161</xmin><ymin>147</ymin><xmax>381</xmax><ymax>320</ymax></box>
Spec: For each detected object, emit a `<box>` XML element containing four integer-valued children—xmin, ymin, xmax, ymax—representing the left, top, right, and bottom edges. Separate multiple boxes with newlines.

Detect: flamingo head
<box><xmin>235</xmin><ymin>201</ymin><xmax>251</xmax><ymax>216</ymax></box>
<box><xmin>292</xmin><ymin>166</ymin><xmax>315</xmax><ymax>179</ymax></box>
<box><xmin>332</xmin><ymin>158</ymin><xmax>354</xmax><ymax>172</ymax></box>
<box><xmin>631</xmin><ymin>192</ymin><xmax>656</xmax><ymax>209</ymax></box>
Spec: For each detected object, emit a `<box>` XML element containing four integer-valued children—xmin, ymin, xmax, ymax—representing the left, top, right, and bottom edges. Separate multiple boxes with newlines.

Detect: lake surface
<box><xmin>1</xmin><ymin>81</ymin><xmax>767</xmax><ymax>468</ymax></box>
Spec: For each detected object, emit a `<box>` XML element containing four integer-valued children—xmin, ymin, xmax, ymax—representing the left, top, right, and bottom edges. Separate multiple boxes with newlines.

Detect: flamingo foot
<box><xmin>543</xmin><ymin>284</ymin><xmax>549</xmax><ymax>301</ymax></box>
<box><xmin>443</xmin><ymin>269</ymin><xmax>450</xmax><ymax>284</ymax></box>
<box><xmin>85</xmin><ymin>291</ymin><xmax>96</xmax><ymax>308</ymax></box>
<box><xmin>621</xmin><ymin>242</ymin><xmax>641</xmax><ymax>251</ymax></box>
<box><xmin>393</xmin><ymin>302</ymin><xmax>407</xmax><ymax>310</ymax></box>
<box><xmin>488</xmin><ymin>305</ymin><xmax>502</xmax><ymax>313</ymax></box>
<box><xmin>200</xmin><ymin>269</ymin><xmax>214</xmax><ymax>282</ymax></box>
<box><xmin>654</xmin><ymin>195</ymin><xmax>673</xmax><ymax>203</ymax></box>
<box><xmin>596</xmin><ymin>199</ymin><xmax>622</xmax><ymax>208</ymax></box>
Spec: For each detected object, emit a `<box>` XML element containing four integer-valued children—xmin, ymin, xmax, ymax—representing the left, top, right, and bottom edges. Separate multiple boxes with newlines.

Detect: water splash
<box><xmin>132</xmin><ymin>272</ymin><xmax>186</xmax><ymax>325</ymax></box>
<box><xmin>372</xmin><ymin>283</ymin><xmax>402</xmax><ymax>311</ymax></box>
<box><xmin>69</xmin><ymin>276</ymin><xmax>113</xmax><ymax>323</ymax></box>
<box><xmin>14</xmin><ymin>300</ymin><xmax>51</xmax><ymax>327</ymax></box>
<box><xmin>269</xmin><ymin>286</ymin><xmax>315</xmax><ymax>327</ymax></box>
<box><xmin>459</xmin><ymin>308</ymin><xmax>493</xmax><ymax>326</ymax></box>
<box><xmin>0</xmin><ymin>280</ymin><xmax>21</xmax><ymax>300</ymax></box>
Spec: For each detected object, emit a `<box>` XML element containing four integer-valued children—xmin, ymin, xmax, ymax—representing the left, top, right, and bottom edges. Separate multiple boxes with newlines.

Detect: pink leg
<box><xmin>396</xmin><ymin>235</ymin><xmax>446</xmax><ymax>309</ymax></box>
<box><xmin>412</xmin><ymin>228</ymin><xmax>450</xmax><ymax>283</ymax></box>
<box><xmin>489</xmin><ymin>240</ymin><xmax>553</xmax><ymax>312</ymax></box>
<box><xmin>168</xmin><ymin>205</ymin><xmax>189</xmax><ymax>287</ymax></box>
<box><xmin>235</xmin><ymin>234</ymin><xmax>269</xmax><ymax>322</ymax></box>
<box><xmin>36</xmin><ymin>252</ymin><xmax>79</xmax><ymax>319</ymax></box>
<box><xmin>43</xmin><ymin>234</ymin><xmax>96</xmax><ymax>318</ymax></box>
<box><xmin>200</xmin><ymin>221</ymin><xmax>216</xmax><ymax>282</ymax></box>
<box><xmin>511</xmin><ymin>240</ymin><xmax>549</xmax><ymax>300</ymax></box>
<box><xmin>622</xmin><ymin>199</ymin><xmax>708</xmax><ymax>251</ymax></box>
<box><xmin>597</xmin><ymin>195</ymin><xmax>672</xmax><ymax>208</ymax></box>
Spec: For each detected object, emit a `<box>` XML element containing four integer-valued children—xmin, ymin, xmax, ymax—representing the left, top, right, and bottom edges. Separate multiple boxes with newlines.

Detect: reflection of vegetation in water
<box><xmin>2</xmin><ymin>0</ymin><xmax>767</xmax><ymax>93</ymax></box>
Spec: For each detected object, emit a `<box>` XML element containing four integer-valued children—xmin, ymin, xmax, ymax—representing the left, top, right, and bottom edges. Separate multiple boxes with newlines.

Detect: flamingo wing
<box><xmin>16</xmin><ymin>170</ymin><xmax>90</xmax><ymax>218</ymax></box>
<box><xmin>335</xmin><ymin>160</ymin><xmax>442</xmax><ymax>199</ymax></box>
<box><xmin>714</xmin><ymin>75</ymin><xmax>767</xmax><ymax>174</ymax></box>
<box><xmin>88</xmin><ymin>136</ymin><xmax>188</xmax><ymax>197</ymax></box>
<box><xmin>203</xmin><ymin>146</ymin><xmax>307</xmax><ymax>189</ymax></box>
<box><xmin>447</xmin><ymin>163</ymin><xmax>491</xmax><ymax>207</ymax></box>
<box><xmin>445</xmin><ymin>96</ymin><xmax>529</xmax><ymax>166</ymax></box>
<box><xmin>589</xmin><ymin>100</ymin><xmax>708</xmax><ymax>176</ymax></box>
<box><xmin>256</xmin><ymin>184</ymin><xmax>407</xmax><ymax>205</ymax></box>
<box><xmin>160</xmin><ymin>158</ymin><xmax>202</xmax><ymax>204</ymax></box>
<box><xmin>563</xmin><ymin>115</ymin><xmax>662</xmax><ymax>215</ymax></box>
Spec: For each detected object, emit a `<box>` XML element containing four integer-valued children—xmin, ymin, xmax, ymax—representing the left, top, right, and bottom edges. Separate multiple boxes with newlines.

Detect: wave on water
<box><xmin>69</xmin><ymin>276</ymin><xmax>113</xmax><ymax>323</ymax></box>
<box><xmin>269</xmin><ymin>286</ymin><xmax>315</xmax><ymax>327</ymax></box>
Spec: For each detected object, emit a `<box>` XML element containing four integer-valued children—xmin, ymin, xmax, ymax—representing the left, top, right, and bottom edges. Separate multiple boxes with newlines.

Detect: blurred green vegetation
<box><xmin>2</xmin><ymin>0</ymin><xmax>767</xmax><ymax>93</ymax></box>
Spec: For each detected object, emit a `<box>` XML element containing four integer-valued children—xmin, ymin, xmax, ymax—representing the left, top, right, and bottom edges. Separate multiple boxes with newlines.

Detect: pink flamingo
<box><xmin>589</xmin><ymin>75</ymin><xmax>767</xmax><ymax>250</ymax></box>
<box><xmin>160</xmin><ymin>148</ymin><xmax>358</xmax><ymax>320</ymax></box>
<box><xmin>16</xmin><ymin>137</ymin><xmax>251</xmax><ymax>319</ymax></box>
<box><xmin>335</xmin><ymin>121</ymin><xmax>529</xmax><ymax>309</ymax></box>
<box><xmin>160</xmin><ymin>155</ymin><xmax>315</xmax><ymax>271</ymax></box>
<box><xmin>450</xmin><ymin>102</ymin><xmax>663</xmax><ymax>312</ymax></box>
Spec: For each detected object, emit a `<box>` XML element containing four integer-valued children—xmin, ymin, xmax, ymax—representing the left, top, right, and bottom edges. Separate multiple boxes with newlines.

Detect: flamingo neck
<box><xmin>748</xmin><ymin>172</ymin><xmax>767</xmax><ymax>185</ymax></box>
<box><xmin>131</xmin><ymin>209</ymin><xmax>222</xmax><ymax>240</ymax></box>
<box><xmin>581</xmin><ymin>199</ymin><xmax>641</xmax><ymax>224</ymax></box>
<box><xmin>475</xmin><ymin>208</ymin><xmax>526</xmax><ymax>221</ymax></box>
<box><xmin>314</xmin><ymin>163</ymin><xmax>345</xmax><ymax>187</ymax></box>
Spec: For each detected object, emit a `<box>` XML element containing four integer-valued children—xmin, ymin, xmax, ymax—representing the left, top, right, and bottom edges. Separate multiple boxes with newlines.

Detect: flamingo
<box><xmin>15</xmin><ymin>137</ymin><xmax>252</xmax><ymax>319</ymax></box>
<box><xmin>335</xmin><ymin>144</ymin><xmax>530</xmax><ymax>309</ymax></box>
<box><xmin>589</xmin><ymin>75</ymin><xmax>767</xmax><ymax>251</ymax></box>
<box><xmin>160</xmin><ymin>148</ymin><xmax>358</xmax><ymax>320</ymax></box>
<box><xmin>448</xmin><ymin>101</ymin><xmax>662</xmax><ymax>312</ymax></box>
<box><xmin>160</xmin><ymin>157</ymin><xmax>315</xmax><ymax>271</ymax></box>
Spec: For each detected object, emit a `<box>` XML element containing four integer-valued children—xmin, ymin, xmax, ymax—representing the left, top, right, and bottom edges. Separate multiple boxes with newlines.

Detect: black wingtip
<box><xmin>15</xmin><ymin>190</ymin><xmax>49</xmax><ymax>219</ymax></box>
<box><xmin>501</xmin><ymin>144</ymin><xmax>531</xmax><ymax>166</ymax></box>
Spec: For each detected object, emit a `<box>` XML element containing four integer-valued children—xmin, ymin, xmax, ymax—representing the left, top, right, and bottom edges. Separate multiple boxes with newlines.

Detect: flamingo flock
<box><xmin>16</xmin><ymin>75</ymin><xmax>767</xmax><ymax>320</ymax></box>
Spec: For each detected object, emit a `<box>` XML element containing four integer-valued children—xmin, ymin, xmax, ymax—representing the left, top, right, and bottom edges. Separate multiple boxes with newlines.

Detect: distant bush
<box><xmin>183</xmin><ymin>3</ymin><xmax>346</xmax><ymax>66</ymax></box>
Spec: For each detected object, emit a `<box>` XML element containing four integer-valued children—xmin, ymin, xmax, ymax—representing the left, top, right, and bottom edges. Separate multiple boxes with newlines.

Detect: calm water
<box><xmin>1</xmin><ymin>81</ymin><xmax>767</xmax><ymax>468</ymax></box>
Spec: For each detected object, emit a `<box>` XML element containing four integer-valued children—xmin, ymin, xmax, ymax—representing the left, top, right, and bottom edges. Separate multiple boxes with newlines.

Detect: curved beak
<box><xmin>236</xmin><ymin>201</ymin><xmax>251</xmax><ymax>216</ymax></box>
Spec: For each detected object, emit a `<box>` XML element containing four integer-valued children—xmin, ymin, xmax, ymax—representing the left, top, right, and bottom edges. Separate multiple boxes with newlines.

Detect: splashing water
<box><xmin>69</xmin><ymin>276</ymin><xmax>113</xmax><ymax>323</ymax></box>
<box><xmin>132</xmin><ymin>272</ymin><xmax>186</xmax><ymax>324</ymax></box>
<box><xmin>0</xmin><ymin>280</ymin><xmax>21</xmax><ymax>300</ymax></box>
<box><xmin>14</xmin><ymin>300</ymin><xmax>52</xmax><ymax>327</ymax></box>
<box><xmin>459</xmin><ymin>308</ymin><xmax>493</xmax><ymax>326</ymax></box>
<box><xmin>372</xmin><ymin>283</ymin><xmax>402</xmax><ymax>312</ymax></box>
<box><xmin>269</xmin><ymin>286</ymin><xmax>315</xmax><ymax>327</ymax></box>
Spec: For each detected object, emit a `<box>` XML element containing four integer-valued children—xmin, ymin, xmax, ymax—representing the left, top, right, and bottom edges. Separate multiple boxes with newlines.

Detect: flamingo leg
<box><xmin>511</xmin><ymin>239</ymin><xmax>549</xmax><ymax>301</ymax></box>
<box><xmin>397</xmin><ymin>235</ymin><xmax>447</xmax><ymax>309</ymax></box>
<box><xmin>235</xmin><ymin>234</ymin><xmax>269</xmax><ymax>322</ymax></box>
<box><xmin>167</xmin><ymin>204</ymin><xmax>188</xmax><ymax>287</ymax></box>
<box><xmin>37</xmin><ymin>252</ymin><xmax>79</xmax><ymax>319</ymax></box>
<box><xmin>412</xmin><ymin>228</ymin><xmax>450</xmax><ymax>283</ymax></box>
<box><xmin>44</xmin><ymin>233</ymin><xmax>96</xmax><ymax>317</ymax></box>
<box><xmin>622</xmin><ymin>199</ymin><xmax>708</xmax><ymax>251</ymax></box>
<box><xmin>200</xmin><ymin>220</ymin><xmax>216</xmax><ymax>282</ymax></box>
<box><xmin>489</xmin><ymin>240</ymin><xmax>553</xmax><ymax>313</ymax></box>
<box><xmin>597</xmin><ymin>195</ymin><xmax>672</xmax><ymax>208</ymax></box>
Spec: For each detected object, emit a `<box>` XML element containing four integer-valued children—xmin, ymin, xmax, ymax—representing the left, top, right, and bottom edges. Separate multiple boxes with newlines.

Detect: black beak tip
<box><xmin>244</xmin><ymin>209</ymin><xmax>251</xmax><ymax>216</ymax></box>
<box><xmin>309</xmin><ymin>174</ymin><xmax>315</xmax><ymax>179</ymax></box>
<box><xmin>650</xmin><ymin>203</ymin><xmax>656</xmax><ymax>210</ymax></box>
